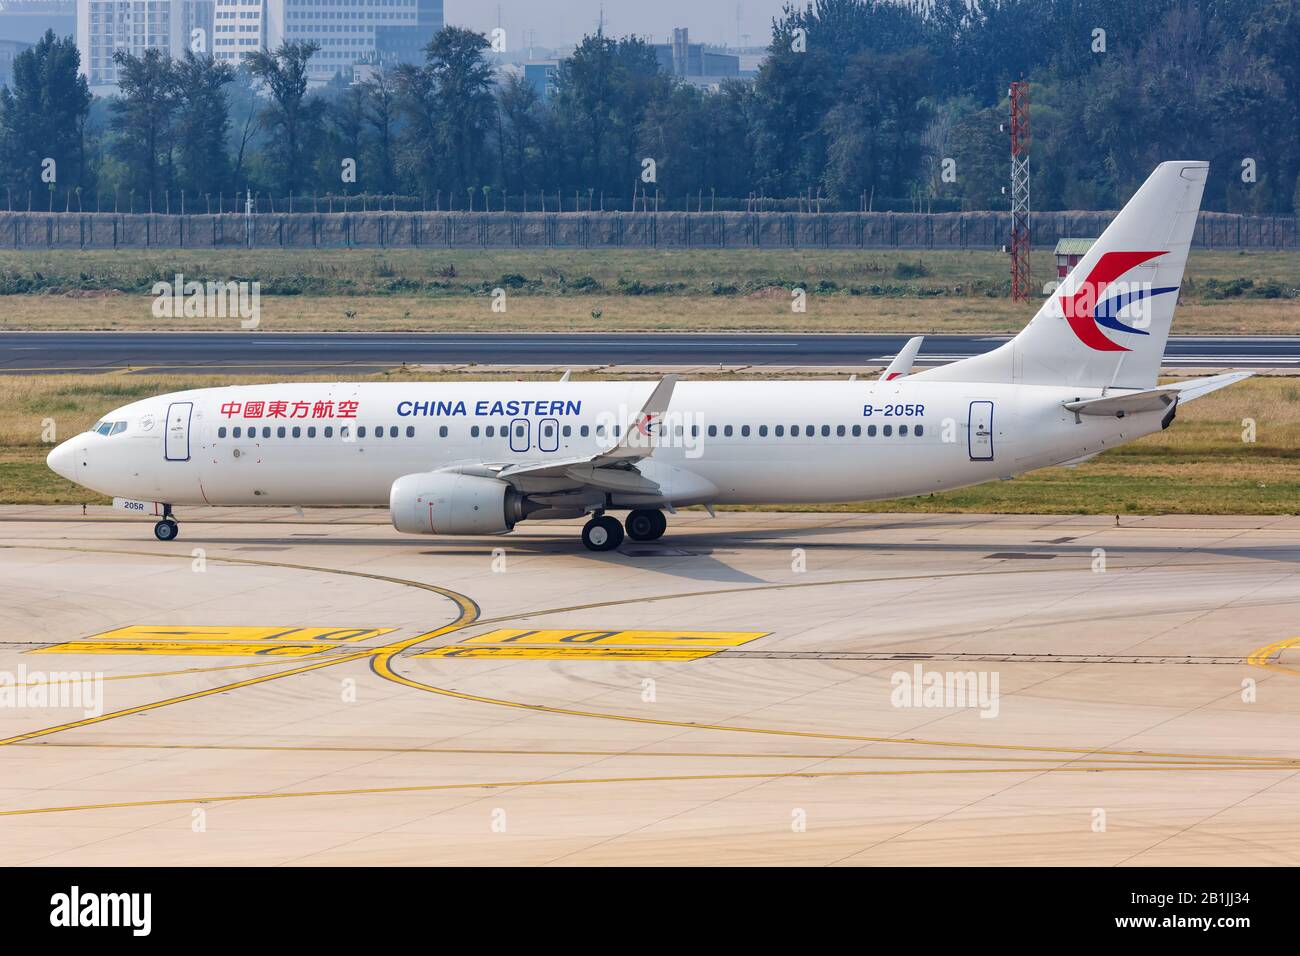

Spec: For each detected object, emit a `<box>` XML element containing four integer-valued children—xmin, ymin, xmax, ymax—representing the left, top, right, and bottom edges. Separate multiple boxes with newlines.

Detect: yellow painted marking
<box><xmin>1247</xmin><ymin>636</ymin><xmax>1300</xmax><ymax>679</ymax></box>
<box><xmin>34</xmin><ymin>641</ymin><xmax>331</xmax><ymax>658</ymax></box>
<box><xmin>32</xmin><ymin>625</ymin><xmax>397</xmax><ymax>658</ymax></box>
<box><xmin>63</xmin><ymin>625</ymin><xmax>393</xmax><ymax>644</ymax></box>
<box><xmin>458</xmin><ymin>628</ymin><xmax>767</xmax><ymax>647</ymax></box>
<box><xmin>417</xmin><ymin>627</ymin><xmax>768</xmax><ymax>660</ymax></box>
<box><xmin>424</xmin><ymin>645</ymin><xmax>718</xmax><ymax>661</ymax></box>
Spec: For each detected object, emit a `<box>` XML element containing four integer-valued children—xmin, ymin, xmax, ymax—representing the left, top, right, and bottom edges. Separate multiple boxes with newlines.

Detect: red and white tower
<box><xmin>1008</xmin><ymin>79</ymin><xmax>1031</xmax><ymax>302</ymax></box>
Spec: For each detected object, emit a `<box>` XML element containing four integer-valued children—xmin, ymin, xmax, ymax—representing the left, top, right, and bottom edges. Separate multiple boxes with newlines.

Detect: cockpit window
<box><xmin>93</xmin><ymin>420</ymin><xmax>127</xmax><ymax>436</ymax></box>
<box><xmin>109</xmin><ymin>421</ymin><xmax>127</xmax><ymax>435</ymax></box>
<box><xmin>96</xmin><ymin>422</ymin><xmax>113</xmax><ymax>435</ymax></box>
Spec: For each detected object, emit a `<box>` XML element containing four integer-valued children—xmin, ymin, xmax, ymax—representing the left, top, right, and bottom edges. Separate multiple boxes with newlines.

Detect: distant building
<box><xmin>523</xmin><ymin>60</ymin><xmax>557</xmax><ymax>101</ymax></box>
<box><xmin>652</xmin><ymin>27</ymin><xmax>738</xmax><ymax>82</ymax></box>
<box><xmin>74</xmin><ymin>0</ymin><xmax>213</xmax><ymax>89</ymax></box>
<box><xmin>1054</xmin><ymin>238</ymin><xmax>1095</xmax><ymax>278</ymax></box>
<box><xmin>214</xmin><ymin>0</ymin><xmax>443</xmax><ymax>83</ymax></box>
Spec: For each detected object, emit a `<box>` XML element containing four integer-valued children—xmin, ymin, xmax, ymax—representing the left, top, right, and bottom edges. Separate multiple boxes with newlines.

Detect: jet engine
<box><xmin>389</xmin><ymin>472</ymin><xmax>531</xmax><ymax>535</ymax></box>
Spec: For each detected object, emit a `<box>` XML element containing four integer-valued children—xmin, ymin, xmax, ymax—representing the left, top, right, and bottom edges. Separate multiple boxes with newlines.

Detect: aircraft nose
<box><xmin>46</xmin><ymin>440</ymin><xmax>77</xmax><ymax>481</ymax></box>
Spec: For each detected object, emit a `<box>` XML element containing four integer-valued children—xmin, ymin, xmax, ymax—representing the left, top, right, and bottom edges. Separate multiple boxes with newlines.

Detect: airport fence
<box><xmin>0</xmin><ymin>209</ymin><xmax>1294</xmax><ymax>251</ymax></box>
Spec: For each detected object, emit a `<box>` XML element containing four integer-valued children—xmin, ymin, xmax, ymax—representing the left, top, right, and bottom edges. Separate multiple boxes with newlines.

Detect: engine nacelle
<box><xmin>389</xmin><ymin>472</ymin><xmax>527</xmax><ymax>535</ymax></box>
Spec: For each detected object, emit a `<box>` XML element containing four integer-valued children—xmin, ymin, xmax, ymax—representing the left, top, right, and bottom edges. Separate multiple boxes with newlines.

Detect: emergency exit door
<box><xmin>509</xmin><ymin>418</ymin><xmax>530</xmax><ymax>453</ymax></box>
<box><xmin>968</xmin><ymin>401</ymin><xmax>994</xmax><ymax>460</ymax></box>
<box><xmin>165</xmin><ymin>402</ymin><xmax>193</xmax><ymax>461</ymax></box>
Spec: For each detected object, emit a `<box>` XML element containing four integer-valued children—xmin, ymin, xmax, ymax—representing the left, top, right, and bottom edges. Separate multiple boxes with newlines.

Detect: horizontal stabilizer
<box><xmin>1063</xmin><ymin>371</ymin><xmax>1253</xmax><ymax>417</ymax></box>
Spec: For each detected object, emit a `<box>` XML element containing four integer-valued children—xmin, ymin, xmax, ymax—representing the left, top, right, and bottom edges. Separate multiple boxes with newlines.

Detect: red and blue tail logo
<box><xmin>1062</xmin><ymin>251</ymin><xmax>1177</xmax><ymax>352</ymax></box>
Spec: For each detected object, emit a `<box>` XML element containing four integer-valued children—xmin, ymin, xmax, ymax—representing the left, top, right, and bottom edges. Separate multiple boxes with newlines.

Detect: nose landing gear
<box><xmin>153</xmin><ymin>505</ymin><xmax>178</xmax><ymax>541</ymax></box>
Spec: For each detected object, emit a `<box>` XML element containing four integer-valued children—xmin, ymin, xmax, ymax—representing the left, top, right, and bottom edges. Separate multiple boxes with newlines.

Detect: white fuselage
<box><xmin>48</xmin><ymin>379</ymin><xmax>1161</xmax><ymax>511</ymax></box>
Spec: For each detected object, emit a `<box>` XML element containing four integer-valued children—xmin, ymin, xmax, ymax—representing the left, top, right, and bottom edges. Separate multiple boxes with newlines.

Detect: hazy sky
<box><xmin>445</xmin><ymin>0</ymin><xmax>791</xmax><ymax>50</ymax></box>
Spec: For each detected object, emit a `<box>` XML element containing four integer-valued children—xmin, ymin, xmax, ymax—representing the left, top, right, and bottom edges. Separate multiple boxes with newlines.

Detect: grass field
<box><xmin>3</xmin><ymin>369</ymin><xmax>1295</xmax><ymax>514</ymax></box>
<box><xmin>2</xmin><ymin>247</ymin><xmax>1297</xmax><ymax>333</ymax></box>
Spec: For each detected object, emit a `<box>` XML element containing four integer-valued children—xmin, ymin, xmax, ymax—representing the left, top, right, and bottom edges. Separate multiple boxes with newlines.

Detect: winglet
<box><xmin>880</xmin><ymin>336</ymin><xmax>923</xmax><ymax>381</ymax></box>
<box><xmin>605</xmin><ymin>374</ymin><xmax>678</xmax><ymax>460</ymax></box>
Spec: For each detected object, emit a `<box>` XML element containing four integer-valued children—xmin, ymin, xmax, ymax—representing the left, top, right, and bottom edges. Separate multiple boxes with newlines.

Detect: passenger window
<box><xmin>262</xmin><ymin>427</ymin><xmax>271</xmax><ymax>438</ymax></box>
<box><xmin>775</xmin><ymin>425</ymin><xmax>784</xmax><ymax>437</ymax></box>
<box><xmin>821</xmin><ymin>425</ymin><xmax>830</xmax><ymax>437</ymax></box>
<box><xmin>852</xmin><ymin>424</ymin><xmax>861</xmax><ymax>437</ymax></box>
<box><xmin>723</xmin><ymin>425</ymin><xmax>733</xmax><ymax>437</ymax></box>
<box><xmin>899</xmin><ymin>424</ymin><xmax>908</xmax><ymax>436</ymax></box>
<box><xmin>485</xmin><ymin>425</ymin><xmax>494</xmax><ymax>437</ymax></box>
<box><xmin>614</xmin><ymin>424</ymin><xmax>622</xmax><ymax>437</ymax></box>
<box><xmin>439</xmin><ymin>426</ymin><xmax>448</xmax><ymax>438</ymax></box>
<box><xmin>325</xmin><ymin>426</ymin><xmax>334</xmax><ymax>438</ymax></box>
<box><xmin>218</xmin><ymin>426</ymin><xmax>227</xmax><ymax>438</ymax></box>
<box><xmin>543</xmin><ymin>424</ymin><xmax>554</xmax><ymax>437</ymax></box>
<box><xmin>868</xmin><ymin>425</ymin><xmax>877</xmax><ymax>437</ymax></box>
<box><xmin>562</xmin><ymin>425</ymin><xmax>572</xmax><ymax>437</ymax></box>
<box><xmin>340</xmin><ymin>426</ymin><xmax>349</xmax><ymax>438</ymax></box>
<box><xmin>915</xmin><ymin>424</ymin><xmax>924</xmax><ymax>437</ymax></box>
<box><xmin>741</xmin><ymin>425</ymin><xmax>750</xmax><ymax>437</ymax></box>
<box><xmin>390</xmin><ymin>426</ymin><xmax>398</xmax><ymax>438</ymax></box>
<box><xmin>883</xmin><ymin>424</ymin><xmax>893</xmax><ymax>436</ymax></box>
<box><xmin>277</xmin><ymin>426</ymin><xmax>286</xmax><ymax>438</ymax></box>
<box><xmin>807</xmin><ymin>425</ymin><xmax>815</xmax><ymax>436</ymax></box>
<box><xmin>358</xmin><ymin>426</ymin><xmax>367</xmax><ymax>438</ymax></box>
<box><xmin>291</xmin><ymin>426</ymin><xmax>301</xmax><ymax>438</ymax></box>
<box><xmin>836</xmin><ymin>425</ymin><xmax>845</xmax><ymax>437</ymax></box>
<box><xmin>759</xmin><ymin>425</ymin><xmax>768</xmax><ymax>437</ymax></box>
<box><xmin>596</xmin><ymin>425</ymin><xmax>606</xmax><ymax>437</ymax></box>
<box><xmin>232</xmin><ymin>427</ymin><xmax>241</xmax><ymax>438</ymax></box>
<box><xmin>791</xmin><ymin>425</ymin><xmax>800</xmax><ymax>437</ymax></box>
<box><xmin>374</xmin><ymin>426</ymin><xmax>383</xmax><ymax>439</ymax></box>
<box><xmin>580</xmin><ymin>425</ymin><xmax>590</xmax><ymax>437</ymax></box>
<box><xmin>471</xmin><ymin>425</ymin><xmax>480</xmax><ymax>437</ymax></box>
<box><xmin>307</xmin><ymin>426</ymin><xmax>316</xmax><ymax>438</ymax></box>
<box><xmin>406</xmin><ymin>426</ymin><xmax>414</xmax><ymax>437</ymax></box>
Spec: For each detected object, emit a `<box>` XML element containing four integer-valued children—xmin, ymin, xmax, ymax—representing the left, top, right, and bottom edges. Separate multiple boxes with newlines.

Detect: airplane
<box><xmin>47</xmin><ymin>161</ymin><xmax>1251</xmax><ymax>552</ymax></box>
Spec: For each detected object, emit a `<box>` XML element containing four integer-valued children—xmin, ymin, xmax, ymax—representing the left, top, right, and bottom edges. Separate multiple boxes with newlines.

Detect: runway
<box><xmin>2</xmin><ymin>507</ymin><xmax>1299</xmax><ymax>865</ymax></box>
<box><xmin>4</xmin><ymin>331</ymin><xmax>1300</xmax><ymax>374</ymax></box>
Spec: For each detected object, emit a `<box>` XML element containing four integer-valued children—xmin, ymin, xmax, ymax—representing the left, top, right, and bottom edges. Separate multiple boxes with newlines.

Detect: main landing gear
<box><xmin>624</xmin><ymin>508</ymin><xmax>667</xmax><ymax>542</ymax></box>
<box><xmin>580</xmin><ymin>509</ymin><xmax>668</xmax><ymax>551</ymax></box>
<box><xmin>153</xmin><ymin>505</ymin><xmax>178</xmax><ymax>541</ymax></box>
<box><xmin>581</xmin><ymin>514</ymin><xmax>624</xmax><ymax>552</ymax></box>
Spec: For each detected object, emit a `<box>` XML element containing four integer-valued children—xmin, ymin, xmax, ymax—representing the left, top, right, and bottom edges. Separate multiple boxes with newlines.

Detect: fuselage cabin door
<box><xmin>165</xmin><ymin>402</ymin><xmax>194</xmax><ymax>461</ymax></box>
<box><xmin>509</xmin><ymin>417</ymin><xmax>531</xmax><ymax>453</ymax></box>
<box><xmin>968</xmin><ymin>400</ymin><xmax>994</xmax><ymax>461</ymax></box>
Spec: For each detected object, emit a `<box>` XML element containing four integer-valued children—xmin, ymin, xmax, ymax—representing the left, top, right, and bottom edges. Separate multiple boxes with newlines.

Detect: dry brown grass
<box><xmin>4</xmin><ymin>292</ymin><xmax>1298</xmax><ymax>335</ymax></box>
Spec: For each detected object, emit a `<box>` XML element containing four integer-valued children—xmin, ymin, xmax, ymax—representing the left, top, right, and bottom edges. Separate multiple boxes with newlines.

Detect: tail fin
<box><xmin>916</xmin><ymin>161</ymin><xmax>1208</xmax><ymax>389</ymax></box>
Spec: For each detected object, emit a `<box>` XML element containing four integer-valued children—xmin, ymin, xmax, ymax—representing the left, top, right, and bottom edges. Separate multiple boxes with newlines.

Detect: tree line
<box><xmin>1</xmin><ymin>0</ymin><xmax>1298</xmax><ymax>214</ymax></box>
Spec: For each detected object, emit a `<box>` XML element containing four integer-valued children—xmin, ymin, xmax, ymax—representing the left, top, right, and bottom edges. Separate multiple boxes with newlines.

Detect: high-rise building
<box><xmin>215</xmin><ymin>0</ymin><xmax>443</xmax><ymax>83</ymax></box>
<box><xmin>76</xmin><ymin>0</ymin><xmax>213</xmax><ymax>88</ymax></box>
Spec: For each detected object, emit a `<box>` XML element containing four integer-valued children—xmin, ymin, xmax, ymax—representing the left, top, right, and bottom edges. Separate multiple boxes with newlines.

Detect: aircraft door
<box><xmin>968</xmin><ymin>401</ymin><xmax>994</xmax><ymax>460</ymax></box>
<box><xmin>538</xmin><ymin>418</ymin><xmax>559</xmax><ymax>452</ymax></box>
<box><xmin>165</xmin><ymin>402</ymin><xmax>194</xmax><ymax>461</ymax></box>
<box><xmin>508</xmin><ymin>418</ymin><xmax>530</xmax><ymax>453</ymax></box>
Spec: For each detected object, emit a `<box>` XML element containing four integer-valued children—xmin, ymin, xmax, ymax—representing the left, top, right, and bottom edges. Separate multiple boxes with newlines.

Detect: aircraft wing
<box><xmin>492</xmin><ymin>375</ymin><xmax>678</xmax><ymax>489</ymax></box>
